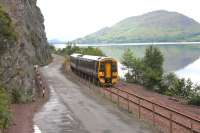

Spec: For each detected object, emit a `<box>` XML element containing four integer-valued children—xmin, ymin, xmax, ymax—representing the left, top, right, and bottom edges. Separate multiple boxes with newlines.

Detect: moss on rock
<box><xmin>0</xmin><ymin>5</ymin><xmax>16</xmax><ymax>55</ymax></box>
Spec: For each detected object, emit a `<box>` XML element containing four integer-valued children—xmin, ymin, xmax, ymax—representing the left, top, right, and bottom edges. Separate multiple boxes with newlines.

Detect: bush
<box><xmin>48</xmin><ymin>45</ymin><xmax>56</xmax><ymax>53</ymax></box>
<box><xmin>160</xmin><ymin>73</ymin><xmax>194</xmax><ymax>98</ymax></box>
<box><xmin>160</xmin><ymin>73</ymin><xmax>178</xmax><ymax>95</ymax></box>
<box><xmin>0</xmin><ymin>6</ymin><xmax>16</xmax><ymax>41</ymax></box>
<box><xmin>188</xmin><ymin>84</ymin><xmax>200</xmax><ymax>105</ymax></box>
<box><xmin>0</xmin><ymin>5</ymin><xmax>16</xmax><ymax>55</ymax></box>
<box><xmin>11</xmin><ymin>88</ymin><xmax>32</xmax><ymax>103</ymax></box>
<box><xmin>0</xmin><ymin>87</ymin><xmax>11</xmax><ymax>130</ymax></box>
<box><xmin>82</xmin><ymin>46</ymin><xmax>104</xmax><ymax>56</ymax></box>
<box><xmin>188</xmin><ymin>95</ymin><xmax>200</xmax><ymax>106</ymax></box>
<box><xmin>56</xmin><ymin>44</ymin><xmax>105</xmax><ymax>56</ymax></box>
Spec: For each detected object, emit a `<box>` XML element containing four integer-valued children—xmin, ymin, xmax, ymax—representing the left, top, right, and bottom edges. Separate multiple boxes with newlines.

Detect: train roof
<box><xmin>70</xmin><ymin>53</ymin><xmax>116</xmax><ymax>61</ymax></box>
<box><xmin>70</xmin><ymin>53</ymin><xmax>82</xmax><ymax>58</ymax></box>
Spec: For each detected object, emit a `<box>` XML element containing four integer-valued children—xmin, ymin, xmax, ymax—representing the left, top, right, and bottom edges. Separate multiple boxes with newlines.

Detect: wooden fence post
<box><xmin>110</xmin><ymin>88</ymin><xmax>112</xmax><ymax>101</ymax></box>
<box><xmin>170</xmin><ymin>113</ymin><xmax>173</xmax><ymax>133</ymax></box>
<box><xmin>190</xmin><ymin>122</ymin><xmax>193</xmax><ymax>133</ymax></box>
<box><xmin>117</xmin><ymin>89</ymin><xmax>119</xmax><ymax>106</ymax></box>
<box><xmin>152</xmin><ymin>103</ymin><xmax>155</xmax><ymax>126</ymax></box>
<box><xmin>138</xmin><ymin>99</ymin><xmax>141</xmax><ymax>119</ymax></box>
<box><xmin>127</xmin><ymin>93</ymin><xmax>130</xmax><ymax>112</ymax></box>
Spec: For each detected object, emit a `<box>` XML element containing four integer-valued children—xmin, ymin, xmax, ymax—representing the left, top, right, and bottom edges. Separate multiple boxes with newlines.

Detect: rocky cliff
<box><xmin>0</xmin><ymin>0</ymin><xmax>51</xmax><ymax>101</ymax></box>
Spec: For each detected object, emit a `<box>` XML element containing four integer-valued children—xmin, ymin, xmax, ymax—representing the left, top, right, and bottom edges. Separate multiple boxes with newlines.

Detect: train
<box><xmin>70</xmin><ymin>53</ymin><xmax>118</xmax><ymax>86</ymax></box>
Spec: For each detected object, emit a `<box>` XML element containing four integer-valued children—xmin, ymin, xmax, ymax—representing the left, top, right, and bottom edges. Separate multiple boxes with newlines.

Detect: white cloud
<box><xmin>37</xmin><ymin>0</ymin><xmax>200</xmax><ymax>41</ymax></box>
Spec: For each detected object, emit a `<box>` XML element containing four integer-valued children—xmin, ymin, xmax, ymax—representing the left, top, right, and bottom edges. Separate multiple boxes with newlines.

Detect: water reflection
<box><xmin>176</xmin><ymin>57</ymin><xmax>200</xmax><ymax>84</ymax></box>
<box><xmin>34</xmin><ymin>125</ymin><xmax>41</xmax><ymax>133</ymax></box>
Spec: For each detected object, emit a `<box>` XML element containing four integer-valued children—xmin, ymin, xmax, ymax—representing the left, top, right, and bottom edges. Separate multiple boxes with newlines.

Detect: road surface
<box><xmin>34</xmin><ymin>55</ymin><xmax>159</xmax><ymax>133</ymax></box>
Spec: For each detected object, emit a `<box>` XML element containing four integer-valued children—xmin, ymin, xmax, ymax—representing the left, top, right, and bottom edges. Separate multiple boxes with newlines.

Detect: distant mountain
<box><xmin>48</xmin><ymin>39</ymin><xmax>66</xmax><ymax>44</ymax></box>
<box><xmin>74</xmin><ymin>10</ymin><xmax>200</xmax><ymax>43</ymax></box>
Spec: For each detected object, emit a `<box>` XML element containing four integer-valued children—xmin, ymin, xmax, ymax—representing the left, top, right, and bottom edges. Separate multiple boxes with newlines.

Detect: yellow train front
<box><xmin>70</xmin><ymin>53</ymin><xmax>118</xmax><ymax>86</ymax></box>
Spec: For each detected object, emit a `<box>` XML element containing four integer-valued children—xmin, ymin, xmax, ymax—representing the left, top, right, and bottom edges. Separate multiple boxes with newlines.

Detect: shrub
<box><xmin>0</xmin><ymin>5</ymin><xmax>16</xmax><ymax>55</ymax></box>
<box><xmin>11</xmin><ymin>88</ymin><xmax>32</xmax><ymax>103</ymax></box>
<box><xmin>0</xmin><ymin>87</ymin><xmax>11</xmax><ymax>130</ymax></box>
<box><xmin>48</xmin><ymin>45</ymin><xmax>56</xmax><ymax>53</ymax></box>
<box><xmin>82</xmin><ymin>46</ymin><xmax>104</xmax><ymax>56</ymax></box>
<box><xmin>188</xmin><ymin>95</ymin><xmax>200</xmax><ymax>106</ymax></box>
<box><xmin>160</xmin><ymin>73</ymin><xmax>194</xmax><ymax>98</ymax></box>
<box><xmin>0</xmin><ymin>6</ymin><xmax>16</xmax><ymax>44</ymax></box>
<box><xmin>160</xmin><ymin>73</ymin><xmax>179</xmax><ymax>95</ymax></box>
<box><xmin>188</xmin><ymin>84</ymin><xmax>200</xmax><ymax>106</ymax></box>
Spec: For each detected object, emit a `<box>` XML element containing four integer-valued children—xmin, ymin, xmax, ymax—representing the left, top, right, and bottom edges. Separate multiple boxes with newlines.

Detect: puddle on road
<box><xmin>33</xmin><ymin>85</ymin><xmax>87</xmax><ymax>133</ymax></box>
<box><xmin>34</xmin><ymin>125</ymin><xmax>42</xmax><ymax>133</ymax></box>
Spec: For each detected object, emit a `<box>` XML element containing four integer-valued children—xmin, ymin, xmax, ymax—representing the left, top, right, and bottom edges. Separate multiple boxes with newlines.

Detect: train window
<box><xmin>100</xmin><ymin>63</ymin><xmax>105</xmax><ymax>71</ymax></box>
<box><xmin>112</xmin><ymin>63</ymin><xmax>117</xmax><ymax>71</ymax></box>
<box><xmin>95</xmin><ymin>62</ymin><xmax>98</xmax><ymax>72</ymax></box>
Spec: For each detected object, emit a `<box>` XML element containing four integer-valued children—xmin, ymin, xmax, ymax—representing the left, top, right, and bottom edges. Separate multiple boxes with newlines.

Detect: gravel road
<box><xmin>34</xmin><ymin>55</ymin><xmax>159</xmax><ymax>133</ymax></box>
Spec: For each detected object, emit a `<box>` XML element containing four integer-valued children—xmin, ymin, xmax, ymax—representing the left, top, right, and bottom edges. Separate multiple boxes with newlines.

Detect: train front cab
<box><xmin>98</xmin><ymin>58</ymin><xmax>118</xmax><ymax>86</ymax></box>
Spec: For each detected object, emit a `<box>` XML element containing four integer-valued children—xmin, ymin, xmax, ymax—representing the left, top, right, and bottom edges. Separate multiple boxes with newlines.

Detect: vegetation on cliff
<box><xmin>75</xmin><ymin>10</ymin><xmax>200</xmax><ymax>43</ymax></box>
<box><xmin>122</xmin><ymin>46</ymin><xmax>200</xmax><ymax>105</ymax></box>
<box><xmin>0</xmin><ymin>1</ymin><xmax>51</xmax><ymax>130</ymax></box>
<box><xmin>0</xmin><ymin>5</ymin><xmax>15</xmax><ymax>131</ymax></box>
<box><xmin>0</xmin><ymin>5</ymin><xmax>16</xmax><ymax>55</ymax></box>
<box><xmin>0</xmin><ymin>87</ymin><xmax>11</xmax><ymax>130</ymax></box>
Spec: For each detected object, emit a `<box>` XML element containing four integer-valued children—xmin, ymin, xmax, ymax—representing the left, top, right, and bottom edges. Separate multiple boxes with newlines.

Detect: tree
<box><xmin>121</xmin><ymin>48</ymin><xmax>136</xmax><ymax>82</ymax></box>
<box><xmin>82</xmin><ymin>47</ymin><xmax>104</xmax><ymax>56</ymax></box>
<box><xmin>143</xmin><ymin>45</ymin><xmax>164</xmax><ymax>90</ymax></box>
<box><xmin>48</xmin><ymin>45</ymin><xmax>56</xmax><ymax>53</ymax></box>
<box><xmin>121</xmin><ymin>48</ymin><xmax>135</xmax><ymax>73</ymax></box>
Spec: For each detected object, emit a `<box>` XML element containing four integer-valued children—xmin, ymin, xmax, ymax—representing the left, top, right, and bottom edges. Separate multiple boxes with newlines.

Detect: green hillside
<box><xmin>74</xmin><ymin>10</ymin><xmax>200</xmax><ymax>43</ymax></box>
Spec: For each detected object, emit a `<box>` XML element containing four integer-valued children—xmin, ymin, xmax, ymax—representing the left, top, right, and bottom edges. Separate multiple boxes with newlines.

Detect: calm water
<box><xmin>176</xmin><ymin>57</ymin><xmax>200</xmax><ymax>84</ymax></box>
<box><xmin>53</xmin><ymin>43</ymin><xmax>200</xmax><ymax>83</ymax></box>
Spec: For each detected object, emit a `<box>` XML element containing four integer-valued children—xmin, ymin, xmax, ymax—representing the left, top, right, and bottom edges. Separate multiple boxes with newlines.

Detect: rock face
<box><xmin>0</xmin><ymin>0</ymin><xmax>51</xmax><ymax>101</ymax></box>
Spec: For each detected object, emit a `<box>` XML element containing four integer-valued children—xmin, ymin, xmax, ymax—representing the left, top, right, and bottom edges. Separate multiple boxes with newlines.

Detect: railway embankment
<box><xmin>63</xmin><ymin>54</ymin><xmax>200</xmax><ymax>133</ymax></box>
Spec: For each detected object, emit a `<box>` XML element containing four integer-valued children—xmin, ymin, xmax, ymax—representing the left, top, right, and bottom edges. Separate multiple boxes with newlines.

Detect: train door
<box><xmin>105</xmin><ymin>63</ymin><xmax>111</xmax><ymax>78</ymax></box>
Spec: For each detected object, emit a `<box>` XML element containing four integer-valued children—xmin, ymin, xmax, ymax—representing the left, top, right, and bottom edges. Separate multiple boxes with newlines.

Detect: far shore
<box><xmin>52</xmin><ymin>41</ymin><xmax>200</xmax><ymax>47</ymax></box>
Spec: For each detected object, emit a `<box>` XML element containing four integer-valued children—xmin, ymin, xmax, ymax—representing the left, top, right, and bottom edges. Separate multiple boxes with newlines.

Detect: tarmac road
<box><xmin>34</xmin><ymin>55</ymin><xmax>159</xmax><ymax>133</ymax></box>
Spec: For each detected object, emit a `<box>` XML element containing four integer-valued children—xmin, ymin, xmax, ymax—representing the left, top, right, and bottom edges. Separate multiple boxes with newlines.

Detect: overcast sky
<box><xmin>37</xmin><ymin>0</ymin><xmax>200</xmax><ymax>41</ymax></box>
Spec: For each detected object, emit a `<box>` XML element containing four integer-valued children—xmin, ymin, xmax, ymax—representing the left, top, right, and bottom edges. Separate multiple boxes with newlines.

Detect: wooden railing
<box><xmin>103</xmin><ymin>87</ymin><xmax>200</xmax><ymax>133</ymax></box>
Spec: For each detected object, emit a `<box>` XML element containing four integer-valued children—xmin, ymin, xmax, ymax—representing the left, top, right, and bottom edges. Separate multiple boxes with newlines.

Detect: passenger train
<box><xmin>70</xmin><ymin>53</ymin><xmax>118</xmax><ymax>86</ymax></box>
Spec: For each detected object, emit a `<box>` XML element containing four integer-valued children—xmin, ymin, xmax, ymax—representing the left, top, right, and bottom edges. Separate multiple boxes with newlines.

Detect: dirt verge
<box><xmin>5</xmin><ymin>93</ymin><xmax>49</xmax><ymax>133</ymax></box>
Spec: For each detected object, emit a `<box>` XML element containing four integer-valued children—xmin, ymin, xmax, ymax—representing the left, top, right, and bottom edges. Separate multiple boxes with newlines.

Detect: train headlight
<box><xmin>100</xmin><ymin>79</ymin><xmax>105</xmax><ymax>83</ymax></box>
<box><xmin>112</xmin><ymin>72</ymin><xmax>118</xmax><ymax>76</ymax></box>
<box><xmin>99</xmin><ymin>72</ymin><xmax>104</xmax><ymax>76</ymax></box>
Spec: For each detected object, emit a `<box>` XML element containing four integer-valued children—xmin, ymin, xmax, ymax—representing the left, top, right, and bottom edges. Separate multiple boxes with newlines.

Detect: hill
<box><xmin>74</xmin><ymin>10</ymin><xmax>200</xmax><ymax>43</ymax></box>
<box><xmin>48</xmin><ymin>39</ymin><xmax>67</xmax><ymax>44</ymax></box>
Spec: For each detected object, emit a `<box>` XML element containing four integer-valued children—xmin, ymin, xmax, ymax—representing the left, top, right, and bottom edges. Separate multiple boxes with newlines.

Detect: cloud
<box><xmin>37</xmin><ymin>0</ymin><xmax>200</xmax><ymax>41</ymax></box>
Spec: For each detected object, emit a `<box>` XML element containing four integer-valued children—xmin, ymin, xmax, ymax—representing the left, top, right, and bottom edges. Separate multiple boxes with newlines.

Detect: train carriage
<box><xmin>70</xmin><ymin>53</ymin><xmax>118</xmax><ymax>86</ymax></box>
